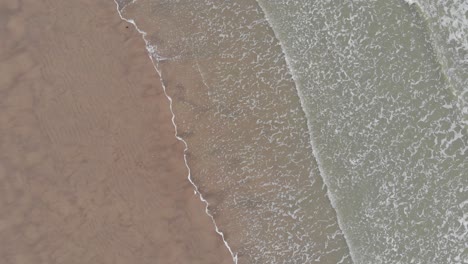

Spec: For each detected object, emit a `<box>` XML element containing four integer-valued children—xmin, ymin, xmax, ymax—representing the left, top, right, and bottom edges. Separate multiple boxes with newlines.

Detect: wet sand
<box><xmin>0</xmin><ymin>0</ymin><xmax>232</xmax><ymax>263</ymax></box>
<box><xmin>116</xmin><ymin>1</ymin><xmax>352</xmax><ymax>262</ymax></box>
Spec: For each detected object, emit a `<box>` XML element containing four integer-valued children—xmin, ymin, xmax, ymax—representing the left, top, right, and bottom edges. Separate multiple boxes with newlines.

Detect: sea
<box><xmin>114</xmin><ymin>0</ymin><xmax>467</xmax><ymax>263</ymax></box>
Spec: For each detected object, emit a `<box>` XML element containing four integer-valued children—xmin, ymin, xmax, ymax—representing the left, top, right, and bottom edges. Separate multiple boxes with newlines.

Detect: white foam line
<box><xmin>254</xmin><ymin>1</ymin><xmax>356</xmax><ymax>263</ymax></box>
<box><xmin>112</xmin><ymin>1</ymin><xmax>238</xmax><ymax>263</ymax></box>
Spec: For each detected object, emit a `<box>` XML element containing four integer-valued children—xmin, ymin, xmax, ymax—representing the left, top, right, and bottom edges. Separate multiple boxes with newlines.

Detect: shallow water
<box><xmin>405</xmin><ymin>0</ymin><xmax>468</xmax><ymax>127</ymax></box>
<box><xmin>258</xmin><ymin>0</ymin><xmax>467</xmax><ymax>262</ymax></box>
<box><xmin>115</xmin><ymin>0</ymin><xmax>467</xmax><ymax>263</ymax></box>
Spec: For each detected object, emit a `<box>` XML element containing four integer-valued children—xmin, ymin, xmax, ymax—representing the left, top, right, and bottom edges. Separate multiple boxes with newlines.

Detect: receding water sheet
<box><xmin>116</xmin><ymin>0</ymin><xmax>352</xmax><ymax>263</ymax></box>
<box><xmin>114</xmin><ymin>0</ymin><xmax>467</xmax><ymax>263</ymax></box>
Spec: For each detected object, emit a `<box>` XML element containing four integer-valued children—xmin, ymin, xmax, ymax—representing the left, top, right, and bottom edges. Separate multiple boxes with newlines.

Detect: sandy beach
<box><xmin>0</xmin><ymin>0</ymin><xmax>232</xmax><ymax>263</ymax></box>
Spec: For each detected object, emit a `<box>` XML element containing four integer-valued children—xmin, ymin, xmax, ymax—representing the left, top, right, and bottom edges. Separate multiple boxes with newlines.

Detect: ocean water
<box><xmin>114</xmin><ymin>0</ymin><xmax>467</xmax><ymax>263</ymax></box>
<box><xmin>405</xmin><ymin>0</ymin><xmax>468</xmax><ymax>127</ymax></box>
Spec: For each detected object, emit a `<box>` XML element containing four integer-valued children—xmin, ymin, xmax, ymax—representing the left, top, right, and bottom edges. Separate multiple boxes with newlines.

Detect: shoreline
<box><xmin>116</xmin><ymin>1</ymin><xmax>352</xmax><ymax>262</ymax></box>
<box><xmin>112</xmin><ymin>2</ymin><xmax>238</xmax><ymax>262</ymax></box>
<box><xmin>0</xmin><ymin>0</ymin><xmax>233</xmax><ymax>263</ymax></box>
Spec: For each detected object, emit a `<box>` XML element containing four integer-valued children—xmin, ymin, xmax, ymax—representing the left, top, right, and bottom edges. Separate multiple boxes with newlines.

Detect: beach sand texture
<box><xmin>0</xmin><ymin>0</ymin><xmax>233</xmax><ymax>263</ymax></box>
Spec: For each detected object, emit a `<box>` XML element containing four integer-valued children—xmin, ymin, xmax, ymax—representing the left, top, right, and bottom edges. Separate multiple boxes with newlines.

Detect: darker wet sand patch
<box><xmin>0</xmin><ymin>0</ymin><xmax>233</xmax><ymax>263</ymax></box>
